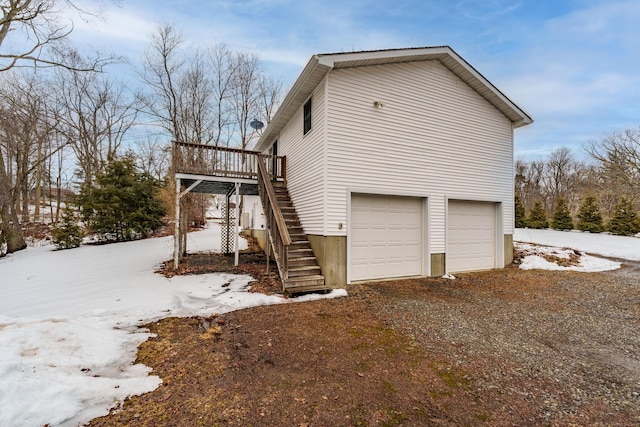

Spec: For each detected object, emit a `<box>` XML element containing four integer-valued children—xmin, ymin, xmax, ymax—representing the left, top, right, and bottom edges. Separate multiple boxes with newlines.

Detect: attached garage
<box><xmin>447</xmin><ymin>200</ymin><xmax>499</xmax><ymax>273</ymax></box>
<box><xmin>350</xmin><ymin>194</ymin><xmax>424</xmax><ymax>282</ymax></box>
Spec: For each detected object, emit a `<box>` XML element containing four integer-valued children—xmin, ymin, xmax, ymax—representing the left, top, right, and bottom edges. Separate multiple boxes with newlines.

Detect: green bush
<box><xmin>607</xmin><ymin>196</ymin><xmax>640</xmax><ymax>236</ymax></box>
<box><xmin>527</xmin><ymin>200</ymin><xmax>548</xmax><ymax>229</ymax></box>
<box><xmin>51</xmin><ymin>206</ymin><xmax>84</xmax><ymax>249</ymax></box>
<box><xmin>577</xmin><ymin>195</ymin><xmax>604</xmax><ymax>233</ymax></box>
<box><xmin>551</xmin><ymin>197</ymin><xmax>573</xmax><ymax>231</ymax></box>
<box><xmin>77</xmin><ymin>156</ymin><xmax>166</xmax><ymax>242</ymax></box>
<box><xmin>515</xmin><ymin>194</ymin><xmax>527</xmax><ymax>228</ymax></box>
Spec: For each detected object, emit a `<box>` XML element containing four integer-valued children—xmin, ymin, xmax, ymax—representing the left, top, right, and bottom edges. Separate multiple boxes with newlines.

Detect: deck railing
<box><xmin>256</xmin><ymin>155</ymin><xmax>291</xmax><ymax>284</ymax></box>
<box><xmin>173</xmin><ymin>141</ymin><xmax>286</xmax><ymax>183</ymax></box>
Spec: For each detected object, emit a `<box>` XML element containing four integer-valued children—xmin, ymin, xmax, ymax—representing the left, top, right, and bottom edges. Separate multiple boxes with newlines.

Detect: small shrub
<box><xmin>551</xmin><ymin>197</ymin><xmax>573</xmax><ymax>230</ymax></box>
<box><xmin>515</xmin><ymin>194</ymin><xmax>527</xmax><ymax>228</ymax></box>
<box><xmin>527</xmin><ymin>200</ymin><xmax>548</xmax><ymax>229</ymax></box>
<box><xmin>607</xmin><ymin>196</ymin><xmax>640</xmax><ymax>236</ymax></box>
<box><xmin>577</xmin><ymin>195</ymin><xmax>604</xmax><ymax>233</ymax></box>
<box><xmin>51</xmin><ymin>206</ymin><xmax>84</xmax><ymax>249</ymax></box>
<box><xmin>77</xmin><ymin>156</ymin><xmax>166</xmax><ymax>242</ymax></box>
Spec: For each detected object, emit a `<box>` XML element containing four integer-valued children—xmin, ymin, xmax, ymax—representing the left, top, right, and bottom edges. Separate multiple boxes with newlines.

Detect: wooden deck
<box><xmin>173</xmin><ymin>141</ymin><xmax>328</xmax><ymax>294</ymax></box>
<box><xmin>173</xmin><ymin>141</ymin><xmax>285</xmax><ymax>183</ymax></box>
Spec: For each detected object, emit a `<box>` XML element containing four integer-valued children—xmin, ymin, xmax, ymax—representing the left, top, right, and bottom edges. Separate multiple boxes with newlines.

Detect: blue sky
<box><xmin>67</xmin><ymin>0</ymin><xmax>640</xmax><ymax>160</ymax></box>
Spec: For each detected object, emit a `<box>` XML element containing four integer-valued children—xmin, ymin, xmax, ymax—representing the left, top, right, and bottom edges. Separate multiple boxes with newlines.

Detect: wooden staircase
<box><xmin>255</xmin><ymin>156</ymin><xmax>328</xmax><ymax>294</ymax></box>
<box><xmin>271</xmin><ymin>183</ymin><xmax>327</xmax><ymax>293</ymax></box>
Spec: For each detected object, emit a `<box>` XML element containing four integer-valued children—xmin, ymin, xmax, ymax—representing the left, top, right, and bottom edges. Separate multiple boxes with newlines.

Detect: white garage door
<box><xmin>447</xmin><ymin>200</ymin><xmax>497</xmax><ymax>273</ymax></box>
<box><xmin>351</xmin><ymin>194</ymin><xmax>423</xmax><ymax>281</ymax></box>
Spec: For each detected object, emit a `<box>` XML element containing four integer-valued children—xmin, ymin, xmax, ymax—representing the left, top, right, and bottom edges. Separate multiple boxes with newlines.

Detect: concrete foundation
<box><xmin>250</xmin><ymin>228</ymin><xmax>268</xmax><ymax>251</ymax></box>
<box><xmin>307</xmin><ymin>235</ymin><xmax>347</xmax><ymax>288</ymax></box>
<box><xmin>430</xmin><ymin>253</ymin><xmax>445</xmax><ymax>277</ymax></box>
<box><xmin>504</xmin><ymin>234</ymin><xmax>514</xmax><ymax>266</ymax></box>
<box><xmin>250</xmin><ymin>229</ymin><xmax>512</xmax><ymax>284</ymax></box>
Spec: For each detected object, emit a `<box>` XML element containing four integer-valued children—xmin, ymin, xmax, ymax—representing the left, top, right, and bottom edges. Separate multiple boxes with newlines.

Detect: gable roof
<box><xmin>255</xmin><ymin>46</ymin><xmax>533</xmax><ymax>152</ymax></box>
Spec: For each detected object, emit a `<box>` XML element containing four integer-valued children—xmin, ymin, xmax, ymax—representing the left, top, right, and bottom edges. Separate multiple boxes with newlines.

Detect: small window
<box><xmin>303</xmin><ymin>98</ymin><xmax>312</xmax><ymax>135</ymax></box>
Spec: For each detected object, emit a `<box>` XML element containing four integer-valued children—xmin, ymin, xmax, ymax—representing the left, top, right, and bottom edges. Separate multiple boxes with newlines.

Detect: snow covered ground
<box><xmin>515</xmin><ymin>228</ymin><xmax>640</xmax><ymax>271</ymax></box>
<box><xmin>516</xmin><ymin>242</ymin><xmax>621</xmax><ymax>272</ymax></box>
<box><xmin>515</xmin><ymin>228</ymin><xmax>640</xmax><ymax>261</ymax></box>
<box><xmin>0</xmin><ymin>223</ymin><xmax>346</xmax><ymax>427</ymax></box>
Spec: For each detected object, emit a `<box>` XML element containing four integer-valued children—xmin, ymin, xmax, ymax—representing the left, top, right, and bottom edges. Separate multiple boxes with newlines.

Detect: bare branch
<box><xmin>0</xmin><ymin>0</ymin><xmax>112</xmax><ymax>72</ymax></box>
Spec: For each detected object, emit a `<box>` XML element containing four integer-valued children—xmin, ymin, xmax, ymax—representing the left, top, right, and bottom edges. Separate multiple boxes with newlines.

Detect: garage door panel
<box><xmin>447</xmin><ymin>200</ymin><xmax>497</xmax><ymax>273</ymax></box>
<box><xmin>351</xmin><ymin>194</ymin><xmax>423</xmax><ymax>282</ymax></box>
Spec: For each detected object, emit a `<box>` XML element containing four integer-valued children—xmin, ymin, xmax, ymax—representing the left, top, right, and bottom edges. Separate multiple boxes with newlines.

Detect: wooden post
<box><xmin>282</xmin><ymin>156</ymin><xmax>287</xmax><ymax>185</ymax></box>
<box><xmin>173</xmin><ymin>177</ymin><xmax>181</xmax><ymax>270</ymax></box>
<box><xmin>234</xmin><ymin>182</ymin><xmax>240</xmax><ymax>266</ymax></box>
<box><xmin>266</xmin><ymin>228</ymin><xmax>270</xmax><ymax>274</ymax></box>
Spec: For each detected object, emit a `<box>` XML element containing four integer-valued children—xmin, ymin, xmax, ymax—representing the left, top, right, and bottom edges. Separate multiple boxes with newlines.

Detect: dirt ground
<box><xmin>90</xmin><ymin>250</ymin><xmax>640</xmax><ymax>426</ymax></box>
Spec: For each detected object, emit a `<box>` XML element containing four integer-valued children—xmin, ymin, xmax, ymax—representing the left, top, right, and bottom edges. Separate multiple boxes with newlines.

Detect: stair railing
<box><xmin>173</xmin><ymin>141</ymin><xmax>286</xmax><ymax>182</ymax></box>
<box><xmin>256</xmin><ymin>155</ymin><xmax>291</xmax><ymax>283</ymax></box>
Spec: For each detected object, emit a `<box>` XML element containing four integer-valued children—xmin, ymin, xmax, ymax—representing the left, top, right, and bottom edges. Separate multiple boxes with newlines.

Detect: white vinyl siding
<box><xmin>325</xmin><ymin>61</ymin><xmax>513</xmax><ymax>253</ymax></box>
<box><xmin>351</xmin><ymin>194</ymin><xmax>423</xmax><ymax>281</ymax></box>
<box><xmin>276</xmin><ymin>80</ymin><xmax>327</xmax><ymax>235</ymax></box>
<box><xmin>447</xmin><ymin>200</ymin><xmax>497</xmax><ymax>272</ymax></box>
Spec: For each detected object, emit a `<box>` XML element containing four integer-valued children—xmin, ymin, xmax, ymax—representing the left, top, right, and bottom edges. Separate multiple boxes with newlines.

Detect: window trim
<box><xmin>303</xmin><ymin>97</ymin><xmax>312</xmax><ymax>135</ymax></box>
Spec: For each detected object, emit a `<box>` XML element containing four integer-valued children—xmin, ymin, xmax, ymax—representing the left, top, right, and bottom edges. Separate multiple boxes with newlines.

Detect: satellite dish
<box><xmin>250</xmin><ymin>119</ymin><xmax>264</xmax><ymax>130</ymax></box>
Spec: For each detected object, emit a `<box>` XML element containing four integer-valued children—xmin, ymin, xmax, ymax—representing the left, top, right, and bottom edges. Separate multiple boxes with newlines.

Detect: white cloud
<box><xmin>455</xmin><ymin>0</ymin><xmax>523</xmax><ymax>20</ymax></box>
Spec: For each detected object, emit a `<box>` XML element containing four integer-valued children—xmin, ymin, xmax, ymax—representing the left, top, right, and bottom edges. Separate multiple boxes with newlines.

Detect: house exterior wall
<box><xmin>261</xmin><ymin>59</ymin><xmax>517</xmax><ymax>283</ymax></box>
<box><xmin>324</xmin><ymin>60</ymin><xmax>514</xmax><ymax>256</ymax></box>
<box><xmin>275</xmin><ymin>78</ymin><xmax>327</xmax><ymax>235</ymax></box>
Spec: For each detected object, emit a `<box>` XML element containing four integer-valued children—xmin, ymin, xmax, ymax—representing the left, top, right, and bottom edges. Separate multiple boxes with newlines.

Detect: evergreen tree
<box><xmin>515</xmin><ymin>194</ymin><xmax>527</xmax><ymax>228</ymax></box>
<box><xmin>527</xmin><ymin>200</ymin><xmax>548</xmax><ymax>229</ymax></box>
<box><xmin>51</xmin><ymin>205</ymin><xmax>84</xmax><ymax>249</ymax></box>
<box><xmin>606</xmin><ymin>196</ymin><xmax>640</xmax><ymax>236</ymax></box>
<box><xmin>77</xmin><ymin>156</ymin><xmax>167</xmax><ymax>242</ymax></box>
<box><xmin>577</xmin><ymin>195</ymin><xmax>604</xmax><ymax>233</ymax></box>
<box><xmin>551</xmin><ymin>197</ymin><xmax>574</xmax><ymax>231</ymax></box>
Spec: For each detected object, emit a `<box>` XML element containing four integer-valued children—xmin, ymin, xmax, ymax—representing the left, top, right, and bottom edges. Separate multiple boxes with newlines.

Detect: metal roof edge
<box><xmin>256</xmin><ymin>55</ymin><xmax>331</xmax><ymax>152</ymax></box>
<box><xmin>443</xmin><ymin>46</ymin><xmax>533</xmax><ymax>127</ymax></box>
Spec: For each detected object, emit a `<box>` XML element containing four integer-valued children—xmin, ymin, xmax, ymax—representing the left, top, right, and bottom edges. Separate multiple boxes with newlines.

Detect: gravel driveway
<box><xmin>376</xmin><ymin>264</ymin><xmax>640</xmax><ymax>425</ymax></box>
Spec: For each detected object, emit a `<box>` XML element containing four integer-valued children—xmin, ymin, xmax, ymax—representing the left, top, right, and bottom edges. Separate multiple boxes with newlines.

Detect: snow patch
<box><xmin>0</xmin><ymin>222</ymin><xmax>344</xmax><ymax>427</ymax></box>
<box><xmin>515</xmin><ymin>228</ymin><xmax>640</xmax><ymax>261</ymax></box>
<box><xmin>516</xmin><ymin>242</ymin><xmax>621</xmax><ymax>272</ymax></box>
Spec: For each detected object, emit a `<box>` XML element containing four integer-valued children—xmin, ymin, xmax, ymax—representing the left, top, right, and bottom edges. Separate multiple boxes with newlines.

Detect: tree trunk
<box><xmin>0</xmin><ymin>149</ymin><xmax>26</xmax><ymax>253</ymax></box>
<box><xmin>34</xmin><ymin>142</ymin><xmax>43</xmax><ymax>220</ymax></box>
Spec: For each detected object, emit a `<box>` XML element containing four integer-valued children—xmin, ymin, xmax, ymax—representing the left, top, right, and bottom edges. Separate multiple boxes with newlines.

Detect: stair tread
<box><xmin>289</xmin><ymin>256</ymin><xmax>317</xmax><ymax>261</ymax></box>
<box><xmin>284</xmin><ymin>274</ymin><xmax>325</xmax><ymax>283</ymax></box>
<box><xmin>284</xmin><ymin>284</ymin><xmax>329</xmax><ymax>293</ymax></box>
<box><xmin>288</xmin><ymin>251</ymin><xmax>313</xmax><ymax>256</ymax></box>
<box><xmin>289</xmin><ymin>265</ymin><xmax>321</xmax><ymax>271</ymax></box>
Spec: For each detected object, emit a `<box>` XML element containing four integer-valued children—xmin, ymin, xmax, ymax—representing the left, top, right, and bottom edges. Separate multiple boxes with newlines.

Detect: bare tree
<box><xmin>0</xmin><ymin>70</ymin><xmax>60</xmax><ymax>252</ymax></box>
<box><xmin>0</xmin><ymin>0</ymin><xmax>110</xmax><ymax>72</ymax></box>
<box><xmin>230</xmin><ymin>52</ymin><xmax>262</xmax><ymax>150</ymax></box>
<box><xmin>56</xmin><ymin>67</ymin><xmax>138</xmax><ymax>185</ymax></box>
<box><xmin>176</xmin><ymin>53</ymin><xmax>217</xmax><ymax>145</ymax></box>
<box><xmin>139</xmin><ymin>23</ymin><xmax>186</xmax><ymax>143</ymax></box>
<box><xmin>140</xmin><ymin>24</ymin><xmax>216</xmax><ymax>257</ymax></box>
<box><xmin>0</xmin><ymin>1</ymin><xmax>113</xmax><ymax>255</ymax></box>
<box><xmin>514</xmin><ymin>158</ymin><xmax>545</xmax><ymax>212</ymax></box>
<box><xmin>542</xmin><ymin>147</ymin><xmax>585</xmax><ymax>213</ymax></box>
<box><xmin>133</xmin><ymin>136</ymin><xmax>170</xmax><ymax>181</ymax></box>
<box><xmin>207</xmin><ymin>43</ymin><xmax>235</xmax><ymax>146</ymax></box>
<box><xmin>585</xmin><ymin>127</ymin><xmax>640</xmax><ymax>208</ymax></box>
<box><xmin>516</xmin><ymin>147</ymin><xmax>586</xmax><ymax>218</ymax></box>
<box><xmin>258</xmin><ymin>75</ymin><xmax>283</xmax><ymax>126</ymax></box>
